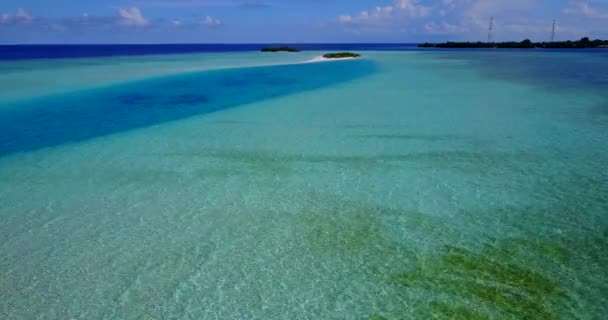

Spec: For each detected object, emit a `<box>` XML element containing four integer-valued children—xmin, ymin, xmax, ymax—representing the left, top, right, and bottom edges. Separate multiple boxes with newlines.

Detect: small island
<box><xmin>419</xmin><ymin>37</ymin><xmax>608</xmax><ymax>49</ymax></box>
<box><xmin>322</xmin><ymin>52</ymin><xmax>361</xmax><ymax>59</ymax></box>
<box><xmin>261</xmin><ymin>46</ymin><xmax>301</xmax><ymax>52</ymax></box>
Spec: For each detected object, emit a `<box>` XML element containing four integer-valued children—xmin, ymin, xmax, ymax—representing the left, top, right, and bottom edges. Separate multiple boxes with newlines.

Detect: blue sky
<box><xmin>1</xmin><ymin>0</ymin><xmax>607</xmax><ymax>43</ymax></box>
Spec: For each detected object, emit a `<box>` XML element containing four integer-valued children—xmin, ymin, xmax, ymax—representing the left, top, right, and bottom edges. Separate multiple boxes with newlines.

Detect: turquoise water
<box><xmin>0</xmin><ymin>51</ymin><xmax>315</xmax><ymax>104</ymax></box>
<box><xmin>0</xmin><ymin>59</ymin><xmax>375</xmax><ymax>155</ymax></box>
<box><xmin>1</xmin><ymin>51</ymin><xmax>607</xmax><ymax>319</ymax></box>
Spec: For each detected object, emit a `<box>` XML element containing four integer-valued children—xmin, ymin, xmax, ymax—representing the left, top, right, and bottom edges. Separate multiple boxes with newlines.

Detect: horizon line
<box><xmin>0</xmin><ymin>37</ymin><xmax>601</xmax><ymax>46</ymax></box>
<box><xmin>0</xmin><ymin>42</ymin><xmax>423</xmax><ymax>46</ymax></box>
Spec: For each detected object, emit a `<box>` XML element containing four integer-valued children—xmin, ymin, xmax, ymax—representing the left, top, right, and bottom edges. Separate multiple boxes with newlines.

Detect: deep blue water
<box><xmin>1</xmin><ymin>43</ymin><xmax>607</xmax><ymax>61</ymax></box>
<box><xmin>0</xmin><ymin>59</ymin><xmax>375</xmax><ymax>156</ymax></box>
<box><xmin>0</xmin><ymin>44</ymin><xmax>420</xmax><ymax>60</ymax></box>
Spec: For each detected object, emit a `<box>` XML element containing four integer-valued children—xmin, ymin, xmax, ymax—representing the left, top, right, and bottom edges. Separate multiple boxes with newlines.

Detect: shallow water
<box><xmin>0</xmin><ymin>59</ymin><xmax>375</xmax><ymax>156</ymax></box>
<box><xmin>1</xmin><ymin>51</ymin><xmax>607</xmax><ymax>319</ymax></box>
<box><xmin>0</xmin><ymin>51</ymin><xmax>319</xmax><ymax>104</ymax></box>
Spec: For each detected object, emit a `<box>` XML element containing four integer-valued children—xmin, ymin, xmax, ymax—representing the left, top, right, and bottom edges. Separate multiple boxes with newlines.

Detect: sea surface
<box><xmin>1</xmin><ymin>45</ymin><xmax>607</xmax><ymax>319</ymax></box>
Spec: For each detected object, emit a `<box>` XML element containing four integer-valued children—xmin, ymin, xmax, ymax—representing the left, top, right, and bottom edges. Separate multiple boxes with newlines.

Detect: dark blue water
<box><xmin>2</xmin><ymin>44</ymin><xmax>606</xmax><ymax>61</ymax></box>
<box><xmin>0</xmin><ymin>59</ymin><xmax>375</xmax><ymax>156</ymax></box>
<box><xmin>0</xmin><ymin>44</ymin><xmax>420</xmax><ymax>60</ymax></box>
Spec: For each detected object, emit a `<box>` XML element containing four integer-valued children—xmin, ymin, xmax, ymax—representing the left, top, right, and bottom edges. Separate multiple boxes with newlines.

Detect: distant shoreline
<box><xmin>1</xmin><ymin>42</ymin><xmax>606</xmax><ymax>61</ymax></box>
<box><xmin>419</xmin><ymin>37</ymin><xmax>608</xmax><ymax>49</ymax></box>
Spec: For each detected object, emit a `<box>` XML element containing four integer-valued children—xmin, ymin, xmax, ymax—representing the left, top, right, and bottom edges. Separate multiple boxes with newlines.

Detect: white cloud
<box><xmin>117</xmin><ymin>7</ymin><xmax>149</xmax><ymax>27</ymax></box>
<box><xmin>330</xmin><ymin>0</ymin><xmax>590</xmax><ymax>40</ymax></box>
<box><xmin>466</xmin><ymin>0</ymin><xmax>535</xmax><ymax>16</ymax></box>
<box><xmin>453</xmin><ymin>0</ymin><xmax>594</xmax><ymax>40</ymax></box>
<box><xmin>0</xmin><ymin>13</ymin><xmax>9</xmax><ymax>24</ymax></box>
<box><xmin>15</xmin><ymin>8</ymin><xmax>33</xmax><ymax>22</ymax></box>
<box><xmin>344</xmin><ymin>7</ymin><xmax>389</xmax><ymax>24</ymax></box>
<box><xmin>394</xmin><ymin>0</ymin><xmax>431</xmax><ymax>17</ymax></box>
<box><xmin>424</xmin><ymin>21</ymin><xmax>466</xmax><ymax>34</ymax></box>
<box><xmin>463</xmin><ymin>0</ymin><xmax>536</xmax><ymax>28</ymax></box>
<box><xmin>49</xmin><ymin>23</ymin><xmax>67</xmax><ymax>32</ymax></box>
<box><xmin>564</xmin><ymin>1</ymin><xmax>608</xmax><ymax>19</ymax></box>
<box><xmin>338</xmin><ymin>15</ymin><xmax>352</xmax><ymax>23</ymax></box>
<box><xmin>337</xmin><ymin>0</ymin><xmax>431</xmax><ymax>25</ymax></box>
<box><xmin>0</xmin><ymin>8</ymin><xmax>34</xmax><ymax>25</ymax></box>
<box><xmin>445</xmin><ymin>0</ymin><xmax>569</xmax><ymax>40</ymax></box>
<box><xmin>200</xmin><ymin>15</ymin><xmax>222</xmax><ymax>26</ymax></box>
<box><xmin>439</xmin><ymin>0</ymin><xmax>456</xmax><ymax>16</ymax></box>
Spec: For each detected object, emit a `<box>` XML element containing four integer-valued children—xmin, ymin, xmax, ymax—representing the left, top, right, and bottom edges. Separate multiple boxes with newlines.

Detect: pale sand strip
<box><xmin>301</xmin><ymin>55</ymin><xmax>357</xmax><ymax>63</ymax></box>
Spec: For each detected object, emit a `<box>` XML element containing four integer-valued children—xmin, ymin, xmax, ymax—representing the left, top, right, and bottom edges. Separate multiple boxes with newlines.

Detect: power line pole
<box><xmin>487</xmin><ymin>17</ymin><xmax>494</xmax><ymax>43</ymax></box>
<box><xmin>551</xmin><ymin>19</ymin><xmax>556</xmax><ymax>42</ymax></box>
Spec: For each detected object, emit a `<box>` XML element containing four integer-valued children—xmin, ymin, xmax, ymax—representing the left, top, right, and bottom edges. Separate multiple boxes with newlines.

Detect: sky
<box><xmin>0</xmin><ymin>0</ymin><xmax>607</xmax><ymax>43</ymax></box>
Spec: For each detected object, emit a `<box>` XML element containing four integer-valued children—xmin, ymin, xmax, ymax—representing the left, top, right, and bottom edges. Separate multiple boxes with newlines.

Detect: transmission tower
<box><xmin>487</xmin><ymin>17</ymin><xmax>494</xmax><ymax>43</ymax></box>
<box><xmin>551</xmin><ymin>19</ymin><xmax>556</xmax><ymax>42</ymax></box>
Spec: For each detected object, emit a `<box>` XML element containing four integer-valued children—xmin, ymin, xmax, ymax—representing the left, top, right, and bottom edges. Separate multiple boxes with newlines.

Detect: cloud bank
<box><xmin>335</xmin><ymin>0</ymin><xmax>607</xmax><ymax>41</ymax></box>
<box><xmin>1</xmin><ymin>1</ymin><xmax>607</xmax><ymax>43</ymax></box>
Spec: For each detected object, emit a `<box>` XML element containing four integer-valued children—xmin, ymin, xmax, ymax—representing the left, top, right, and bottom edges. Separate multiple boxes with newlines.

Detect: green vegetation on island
<box><xmin>322</xmin><ymin>52</ymin><xmax>361</xmax><ymax>59</ymax></box>
<box><xmin>260</xmin><ymin>46</ymin><xmax>301</xmax><ymax>52</ymax></box>
<box><xmin>419</xmin><ymin>37</ymin><xmax>608</xmax><ymax>49</ymax></box>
